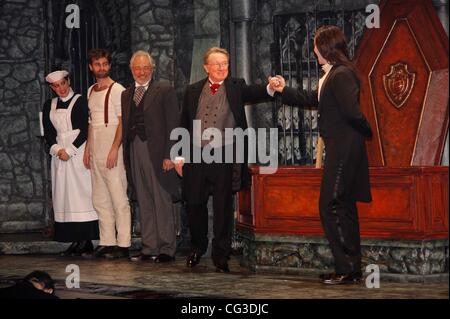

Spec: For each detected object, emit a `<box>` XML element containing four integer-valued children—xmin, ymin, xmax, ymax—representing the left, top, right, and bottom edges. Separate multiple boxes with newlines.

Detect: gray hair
<box><xmin>129</xmin><ymin>50</ymin><xmax>155</xmax><ymax>69</ymax></box>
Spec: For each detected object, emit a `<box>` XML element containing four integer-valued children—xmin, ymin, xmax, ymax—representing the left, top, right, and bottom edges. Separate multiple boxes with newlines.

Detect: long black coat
<box><xmin>0</xmin><ymin>281</ymin><xmax>59</xmax><ymax>299</ymax></box>
<box><xmin>180</xmin><ymin>77</ymin><xmax>271</xmax><ymax>202</ymax></box>
<box><xmin>281</xmin><ymin>64</ymin><xmax>372</xmax><ymax>203</ymax></box>
<box><xmin>122</xmin><ymin>81</ymin><xmax>181</xmax><ymax>201</ymax></box>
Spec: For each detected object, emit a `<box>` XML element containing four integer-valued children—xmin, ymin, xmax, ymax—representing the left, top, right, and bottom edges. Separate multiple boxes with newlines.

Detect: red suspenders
<box><xmin>88</xmin><ymin>82</ymin><xmax>115</xmax><ymax>127</ymax></box>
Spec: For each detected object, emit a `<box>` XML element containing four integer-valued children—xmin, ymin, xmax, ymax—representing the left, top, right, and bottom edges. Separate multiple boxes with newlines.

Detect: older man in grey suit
<box><xmin>121</xmin><ymin>50</ymin><xmax>181</xmax><ymax>262</ymax></box>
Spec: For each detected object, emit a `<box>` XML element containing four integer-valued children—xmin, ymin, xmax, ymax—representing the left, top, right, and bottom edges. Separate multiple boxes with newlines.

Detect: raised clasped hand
<box><xmin>268</xmin><ymin>75</ymin><xmax>286</xmax><ymax>93</ymax></box>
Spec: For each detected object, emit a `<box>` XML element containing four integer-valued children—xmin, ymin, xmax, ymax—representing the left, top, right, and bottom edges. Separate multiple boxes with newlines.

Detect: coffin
<box><xmin>236</xmin><ymin>0</ymin><xmax>448</xmax><ymax>278</ymax></box>
<box><xmin>238</xmin><ymin>166</ymin><xmax>448</xmax><ymax>240</ymax></box>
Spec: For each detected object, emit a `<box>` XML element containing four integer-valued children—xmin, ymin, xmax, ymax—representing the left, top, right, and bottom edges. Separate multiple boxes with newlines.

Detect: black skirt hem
<box><xmin>54</xmin><ymin>220</ymin><xmax>99</xmax><ymax>242</ymax></box>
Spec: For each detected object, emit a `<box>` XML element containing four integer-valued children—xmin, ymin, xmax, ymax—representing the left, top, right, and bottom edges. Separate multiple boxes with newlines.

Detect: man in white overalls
<box><xmin>83</xmin><ymin>49</ymin><xmax>131</xmax><ymax>259</ymax></box>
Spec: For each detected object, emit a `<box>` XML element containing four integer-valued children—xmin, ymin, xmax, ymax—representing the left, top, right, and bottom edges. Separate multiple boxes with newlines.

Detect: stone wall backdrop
<box><xmin>173</xmin><ymin>0</ymin><xmax>194</xmax><ymax>98</ymax></box>
<box><xmin>0</xmin><ymin>0</ymin><xmax>50</xmax><ymax>233</ymax></box>
<box><xmin>130</xmin><ymin>0</ymin><xmax>176</xmax><ymax>83</ymax></box>
<box><xmin>250</xmin><ymin>0</ymin><xmax>277</xmax><ymax>136</ymax></box>
<box><xmin>0</xmin><ymin>0</ymin><xmax>447</xmax><ymax>250</ymax></box>
<box><xmin>48</xmin><ymin>0</ymin><xmax>133</xmax><ymax>92</ymax></box>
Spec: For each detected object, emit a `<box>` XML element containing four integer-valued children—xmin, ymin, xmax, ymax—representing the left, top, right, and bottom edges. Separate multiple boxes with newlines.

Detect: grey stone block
<box><xmin>197</xmin><ymin>0</ymin><xmax>218</xmax><ymax>9</ymax></box>
<box><xmin>148</xmin><ymin>25</ymin><xmax>166</xmax><ymax>33</ymax></box>
<box><xmin>5</xmin><ymin>78</ymin><xmax>20</xmax><ymax>90</ymax></box>
<box><xmin>4</xmin><ymin>90</ymin><xmax>15</xmax><ymax>99</ymax></box>
<box><xmin>0</xmin><ymin>153</ymin><xmax>13</xmax><ymax>170</ymax></box>
<box><xmin>27</xmin><ymin>202</ymin><xmax>43</xmax><ymax>218</ymax></box>
<box><xmin>139</xmin><ymin>11</ymin><xmax>156</xmax><ymax>24</ymax></box>
<box><xmin>0</xmin><ymin>221</ymin><xmax>45</xmax><ymax>232</ymax></box>
<box><xmin>199</xmin><ymin>10</ymin><xmax>220</xmax><ymax>34</ymax></box>
<box><xmin>153</xmin><ymin>0</ymin><xmax>170</xmax><ymax>6</ymax></box>
<box><xmin>154</xmin><ymin>8</ymin><xmax>173</xmax><ymax>25</ymax></box>
<box><xmin>238</xmin><ymin>231</ymin><xmax>449</xmax><ymax>281</ymax></box>
<box><xmin>0</xmin><ymin>64</ymin><xmax>11</xmax><ymax>78</ymax></box>
<box><xmin>16</xmin><ymin>181</ymin><xmax>34</xmax><ymax>197</ymax></box>
<box><xmin>10</xmin><ymin>131</ymin><xmax>30</xmax><ymax>146</ymax></box>
<box><xmin>136</xmin><ymin>1</ymin><xmax>152</xmax><ymax>16</ymax></box>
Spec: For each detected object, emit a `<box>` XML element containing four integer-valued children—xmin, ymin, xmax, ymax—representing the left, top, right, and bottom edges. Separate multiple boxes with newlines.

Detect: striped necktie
<box><xmin>134</xmin><ymin>86</ymin><xmax>146</xmax><ymax>105</ymax></box>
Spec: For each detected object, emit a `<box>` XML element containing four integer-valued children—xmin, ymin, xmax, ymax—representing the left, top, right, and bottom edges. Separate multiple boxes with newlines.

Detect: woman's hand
<box><xmin>57</xmin><ymin>149</ymin><xmax>70</xmax><ymax>161</ymax></box>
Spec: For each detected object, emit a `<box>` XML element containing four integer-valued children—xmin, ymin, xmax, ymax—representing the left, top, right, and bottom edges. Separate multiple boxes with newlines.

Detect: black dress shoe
<box><xmin>60</xmin><ymin>242</ymin><xmax>79</xmax><ymax>257</ymax></box>
<box><xmin>82</xmin><ymin>245</ymin><xmax>114</xmax><ymax>258</ymax></box>
<box><xmin>129</xmin><ymin>253</ymin><xmax>157</xmax><ymax>262</ymax></box>
<box><xmin>72</xmin><ymin>240</ymin><xmax>94</xmax><ymax>256</ymax></box>
<box><xmin>186</xmin><ymin>252</ymin><xmax>201</xmax><ymax>268</ymax></box>
<box><xmin>104</xmin><ymin>247</ymin><xmax>129</xmax><ymax>259</ymax></box>
<box><xmin>321</xmin><ymin>272</ymin><xmax>362</xmax><ymax>285</ymax></box>
<box><xmin>214</xmin><ymin>261</ymin><xmax>230</xmax><ymax>273</ymax></box>
<box><xmin>319</xmin><ymin>272</ymin><xmax>333</xmax><ymax>281</ymax></box>
<box><xmin>155</xmin><ymin>254</ymin><xmax>175</xmax><ymax>263</ymax></box>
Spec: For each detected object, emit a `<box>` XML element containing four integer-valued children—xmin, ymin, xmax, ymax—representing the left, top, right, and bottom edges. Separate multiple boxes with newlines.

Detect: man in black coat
<box><xmin>174</xmin><ymin>47</ymin><xmax>272</xmax><ymax>272</ymax></box>
<box><xmin>270</xmin><ymin>25</ymin><xmax>372</xmax><ymax>284</ymax></box>
<box><xmin>122</xmin><ymin>50</ymin><xmax>181</xmax><ymax>263</ymax></box>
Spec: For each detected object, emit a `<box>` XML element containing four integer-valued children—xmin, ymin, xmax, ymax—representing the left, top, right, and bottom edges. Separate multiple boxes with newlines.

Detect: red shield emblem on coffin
<box><xmin>383</xmin><ymin>62</ymin><xmax>416</xmax><ymax>109</ymax></box>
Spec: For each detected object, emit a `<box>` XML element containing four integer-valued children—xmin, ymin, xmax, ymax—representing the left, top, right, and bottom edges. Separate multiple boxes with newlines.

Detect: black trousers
<box><xmin>185</xmin><ymin>161</ymin><xmax>234</xmax><ymax>264</ymax></box>
<box><xmin>319</xmin><ymin>196</ymin><xmax>361</xmax><ymax>274</ymax></box>
<box><xmin>319</xmin><ymin>140</ymin><xmax>362</xmax><ymax>274</ymax></box>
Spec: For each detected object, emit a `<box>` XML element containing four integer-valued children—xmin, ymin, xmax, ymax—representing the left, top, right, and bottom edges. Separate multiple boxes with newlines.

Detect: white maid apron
<box><xmin>49</xmin><ymin>94</ymin><xmax>98</xmax><ymax>223</ymax></box>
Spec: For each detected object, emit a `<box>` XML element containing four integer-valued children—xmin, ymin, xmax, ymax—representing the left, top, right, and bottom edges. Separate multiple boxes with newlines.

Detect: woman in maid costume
<box><xmin>42</xmin><ymin>70</ymin><xmax>99</xmax><ymax>256</ymax></box>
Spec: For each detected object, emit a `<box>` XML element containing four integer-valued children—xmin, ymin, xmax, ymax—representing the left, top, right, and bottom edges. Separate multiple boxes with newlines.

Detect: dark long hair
<box><xmin>314</xmin><ymin>25</ymin><xmax>358</xmax><ymax>76</ymax></box>
<box><xmin>23</xmin><ymin>270</ymin><xmax>55</xmax><ymax>292</ymax></box>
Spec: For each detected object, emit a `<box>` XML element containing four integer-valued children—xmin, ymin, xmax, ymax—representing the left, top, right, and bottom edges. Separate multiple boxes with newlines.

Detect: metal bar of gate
<box><xmin>306</xmin><ymin>13</ymin><xmax>312</xmax><ymax>165</ymax></box>
<box><xmin>278</xmin><ymin>23</ymin><xmax>287</xmax><ymax>165</ymax></box>
<box><xmin>287</xmin><ymin>23</ymin><xmax>294</xmax><ymax>165</ymax></box>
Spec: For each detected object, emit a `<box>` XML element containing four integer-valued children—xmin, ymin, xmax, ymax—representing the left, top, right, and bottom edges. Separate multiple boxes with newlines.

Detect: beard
<box><xmin>93</xmin><ymin>70</ymin><xmax>110</xmax><ymax>79</ymax></box>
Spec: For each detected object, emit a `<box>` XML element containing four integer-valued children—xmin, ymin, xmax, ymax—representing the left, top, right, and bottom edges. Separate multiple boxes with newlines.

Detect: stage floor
<box><xmin>0</xmin><ymin>254</ymin><xmax>447</xmax><ymax>299</ymax></box>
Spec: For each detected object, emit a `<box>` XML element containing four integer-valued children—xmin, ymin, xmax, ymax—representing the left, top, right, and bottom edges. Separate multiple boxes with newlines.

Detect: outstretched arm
<box><xmin>269</xmin><ymin>75</ymin><xmax>318</xmax><ymax>108</ymax></box>
<box><xmin>241</xmin><ymin>79</ymin><xmax>273</xmax><ymax>104</ymax></box>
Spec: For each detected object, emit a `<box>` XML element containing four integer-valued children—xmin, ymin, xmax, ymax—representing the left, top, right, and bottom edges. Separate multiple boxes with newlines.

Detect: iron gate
<box><xmin>272</xmin><ymin>6</ymin><xmax>368</xmax><ymax>166</ymax></box>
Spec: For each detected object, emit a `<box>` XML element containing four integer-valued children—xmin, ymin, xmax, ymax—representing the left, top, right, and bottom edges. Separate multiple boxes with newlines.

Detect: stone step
<box><xmin>0</xmin><ymin>233</ymin><xmax>142</xmax><ymax>255</ymax></box>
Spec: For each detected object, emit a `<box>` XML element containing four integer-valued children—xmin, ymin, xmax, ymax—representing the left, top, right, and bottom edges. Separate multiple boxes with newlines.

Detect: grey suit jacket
<box><xmin>121</xmin><ymin>80</ymin><xmax>181</xmax><ymax>201</ymax></box>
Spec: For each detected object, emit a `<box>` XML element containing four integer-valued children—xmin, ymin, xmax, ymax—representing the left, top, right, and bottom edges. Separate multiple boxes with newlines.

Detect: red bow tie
<box><xmin>210</xmin><ymin>83</ymin><xmax>221</xmax><ymax>94</ymax></box>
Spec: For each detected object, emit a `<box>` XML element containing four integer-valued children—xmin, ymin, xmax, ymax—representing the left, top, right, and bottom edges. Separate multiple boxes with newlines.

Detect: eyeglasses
<box><xmin>132</xmin><ymin>66</ymin><xmax>152</xmax><ymax>72</ymax></box>
<box><xmin>208</xmin><ymin>62</ymin><xmax>229</xmax><ymax>69</ymax></box>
